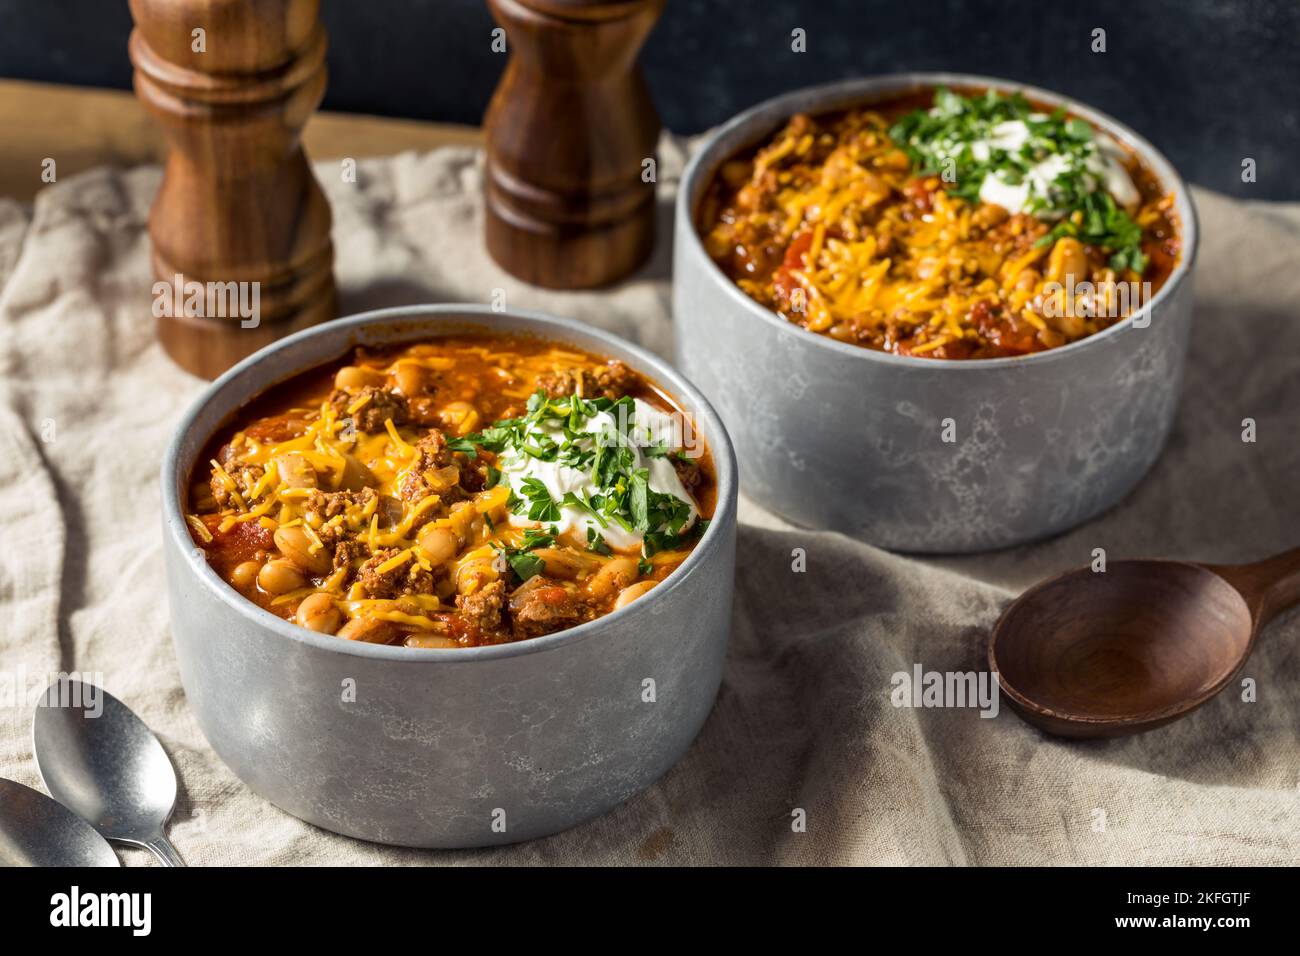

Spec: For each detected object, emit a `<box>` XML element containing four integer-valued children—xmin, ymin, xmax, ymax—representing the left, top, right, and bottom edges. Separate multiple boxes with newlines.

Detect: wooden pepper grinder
<box><xmin>129</xmin><ymin>0</ymin><xmax>336</xmax><ymax>378</ymax></box>
<box><xmin>483</xmin><ymin>0</ymin><xmax>665</xmax><ymax>289</ymax></box>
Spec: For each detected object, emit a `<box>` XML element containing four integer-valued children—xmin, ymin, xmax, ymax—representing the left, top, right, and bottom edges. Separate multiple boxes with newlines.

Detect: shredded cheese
<box><xmin>702</xmin><ymin>105</ymin><xmax>1178</xmax><ymax>358</ymax></box>
<box><xmin>184</xmin><ymin>339</ymin><xmax>713</xmax><ymax>649</ymax></box>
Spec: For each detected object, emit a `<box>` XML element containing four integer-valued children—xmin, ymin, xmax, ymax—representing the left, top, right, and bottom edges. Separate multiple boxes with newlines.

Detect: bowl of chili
<box><xmin>674</xmin><ymin>73</ymin><xmax>1197</xmax><ymax>551</ymax></box>
<box><xmin>161</xmin><ymin>305</ymin><xmax>737</xmax><ymax>847</ymax></box>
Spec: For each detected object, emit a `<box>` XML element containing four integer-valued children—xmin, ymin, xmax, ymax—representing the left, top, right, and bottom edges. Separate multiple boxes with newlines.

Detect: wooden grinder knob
<box><xmin>484</xmin><ymin>0</ymin><xmax>665</xmax><ymax>289</ymax></box>
<box><xmin>129</xmin><ymin>0</ymin><xmax>336</xmax><ymax>378</ymax></box>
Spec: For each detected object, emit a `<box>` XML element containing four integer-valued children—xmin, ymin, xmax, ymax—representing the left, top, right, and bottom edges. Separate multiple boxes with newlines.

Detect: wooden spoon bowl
<box><xmin>990</xmin><ymin>549</ymin><xmax>1300</xmax><ymax>738</ymax></box>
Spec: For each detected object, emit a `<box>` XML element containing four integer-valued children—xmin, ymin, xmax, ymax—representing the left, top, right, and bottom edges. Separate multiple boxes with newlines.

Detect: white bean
<box><xmin>533</xmin><ymin>548</ymin><xmax>594</xmax><ymax>581</ymax></box>
<box><xmin>272</xmin><ymin>452</ymin><xmax>317</xmax><ymax>489</ymax></box>
<box><xmin>613</xmin><ymin>580</ymin><xmax>657</xmax><ymax>610</ymax></box>
<box><xmin>230</xmin><ymin>560</ymin><xmax>260</xmax><ymax>590</ymax></box>
<box><xmin>405</xmin><ymin>632</ymin><xmax>459</xmax><ymax>649</ymax></box>
<box><xmin>417</xmin><ymin>525</ymin><xmax>459</xmax><ymax>566</ymax></box>
<box><xmin>588</xmin><ymin>557</ymin><xmax>639</xmax><ymax>599</ymax></box>
<box><xmin>295</xmin><ymin>592</ymin><xmax>341</xmax><ymax>634</ymax></box>
<box><xmin>258</xmin><ymin>559</ymin><xmax>306</xmax><ymax>595</ymax></box>
<box><xmin>334</xmin><ymin>365</ymin><xmax>383</xmax><ymax>390</ymax></box>
<box><xmin>274</xmin><ymin>526</ymin><xmax>332</xmax><ymax>575</ymax></box>
<box><xmin>337</xmin><ymin>615</ymin><xmax>398</xmax><ymax>644</ymax></box>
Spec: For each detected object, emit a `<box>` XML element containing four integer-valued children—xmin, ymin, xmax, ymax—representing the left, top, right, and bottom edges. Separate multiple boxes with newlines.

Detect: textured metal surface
<box><xmin>0</xmin><ymin>778</ymin><xmax>120</xmax><ymax>867</ymax></box>
<box><xmin>674</xmin><ymin>73</ymin><xmax>1199</xmax><ymax>553</ymax></box>
<box><xmin>33</xmin><ymin>677</ymin><xmax>185</xmax><ymax>865</ymax></box>
<box><xmin>161</xmin><ymin>306</ymin><xmax>738</xmax><ymax>848</ymax></box>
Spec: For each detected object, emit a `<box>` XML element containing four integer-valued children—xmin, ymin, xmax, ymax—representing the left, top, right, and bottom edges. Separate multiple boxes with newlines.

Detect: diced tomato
<box><xmin>970</xmin><ymin>300</ymin><xmax>1041</xmax><ymax>356</ymax></box>
<box><xmin>199</xmin><ymin>516</ymin><xmax>273</xmax><ymax>565</ymax></box>
<box><xmin>772</xmin><ymin>231</ymin><xmax>814</xmax><ymax>306</ymax></box>
<box><xmin>903</xmin><ymin>178</ymin><xmax>938</xmax><ymax>212</ymax></box>
<box><xmin>780</xmin><ymin>231</ymin><xmax>814</xmax><ymax>271</ymax></box>
<box><xmin>243</xmin><ymin>415</ymin><xmax>307</xmax><ymax>443</ymax></box>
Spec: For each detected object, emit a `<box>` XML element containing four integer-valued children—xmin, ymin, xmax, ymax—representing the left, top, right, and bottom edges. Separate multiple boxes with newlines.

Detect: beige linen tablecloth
<box><xmin>1</xmin><ymin>140</ymin><xmax>1296</xmax><ymax>866</ymax></box>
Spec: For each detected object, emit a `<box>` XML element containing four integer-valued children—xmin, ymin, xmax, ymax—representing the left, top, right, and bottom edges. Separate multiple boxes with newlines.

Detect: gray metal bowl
<box><xmin>160</xmin><ymin>305</ymin><xmax>737</xmax><ymax>847</ymax></box>
<box><xmin>674</xmin><ymin>73</ymin><xmax>1198</xmax><ymax>552</ymax></box>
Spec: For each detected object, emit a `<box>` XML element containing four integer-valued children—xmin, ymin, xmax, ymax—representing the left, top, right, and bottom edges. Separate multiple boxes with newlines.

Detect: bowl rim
<box><xmin>676</xmin><ymin>71</ymin><xmax>1200</xmax><ymax>371</ymax></box>
<box><xmin>160</xmin><ymin>304</ymin><xmax>739</xmax><ymax>663</ymax></box>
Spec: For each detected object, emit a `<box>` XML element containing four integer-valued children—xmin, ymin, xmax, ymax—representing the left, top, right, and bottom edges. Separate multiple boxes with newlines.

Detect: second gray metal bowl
<box><xmin>161</xmin><ymin>306</ymin><xmax>737</xmax><ymax>848</ymax></box>
<box><xmin>674</xmin><ymin>73</ymin><xmax>1198</xmax><ymax>553</ymax></box>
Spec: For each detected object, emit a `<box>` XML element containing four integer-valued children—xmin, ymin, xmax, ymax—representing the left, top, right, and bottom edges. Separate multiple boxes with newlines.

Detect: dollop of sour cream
<box><xmin>497</xmin><ymin>398</ymin><xmax>699</xmax><ymax>552</ymax></box>
<box><xmin>968</xmin><ymin>119</ymin><xmax>1140</xmax><ymax>216</ymax></box>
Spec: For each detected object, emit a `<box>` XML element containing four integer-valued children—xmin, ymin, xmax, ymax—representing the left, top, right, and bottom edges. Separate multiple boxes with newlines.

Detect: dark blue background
<box><xmin>2</xmin><ymin>0</ymin><xmax>1295</xmax><ymax>198</ymax></box>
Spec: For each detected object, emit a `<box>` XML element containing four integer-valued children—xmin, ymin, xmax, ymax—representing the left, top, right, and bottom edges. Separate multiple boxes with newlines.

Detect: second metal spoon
<box><xmin>33</xmin><ymin>677</ymin><xmax>186</xmax><ymax>866</ymax></box>
<box><xmin>0</xmin><ymin>777</ymin><xmax>120</xmax><ymax>866</ymax></box>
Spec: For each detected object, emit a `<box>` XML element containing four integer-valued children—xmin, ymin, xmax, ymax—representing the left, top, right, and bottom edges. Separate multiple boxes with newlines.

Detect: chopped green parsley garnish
<box><xmin>458</xmin><ymin>390</ymin><xmax>700</xmax><ymax>559</ymax></box>
<box><xmin>492</xmin><ymin>527</ymin><xmax>555</xmax><ymax>583</ymax></box>
<box><xmin>889</xmin><ymin>88</ymin><xmax>1148</xmax><ymax>274</ymax></box>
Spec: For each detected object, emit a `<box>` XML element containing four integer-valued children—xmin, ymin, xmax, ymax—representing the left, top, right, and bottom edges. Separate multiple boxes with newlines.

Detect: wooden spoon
<box><xmin>988</xmin><ymin>548</ymin><xmax>1300</xmax><ymax>738</ymax></box>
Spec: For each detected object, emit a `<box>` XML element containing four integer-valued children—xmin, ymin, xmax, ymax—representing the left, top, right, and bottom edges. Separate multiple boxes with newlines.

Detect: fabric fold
<box><xmin>0</xmin><ymin>142</ymin><xmax>1295</xmax><ymax>865</ymax></box>
<box><xmin>0</xmin><ymin>404</ymin><xmax>66</xmax><ymax>786</ymax></box>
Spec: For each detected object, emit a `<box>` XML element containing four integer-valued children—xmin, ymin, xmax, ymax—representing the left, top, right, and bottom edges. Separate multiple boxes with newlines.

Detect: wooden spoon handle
<box><xmin>1204</xmin><ymin>546</ymin><xmax>1300</xmax><ymax>628</ymax></box>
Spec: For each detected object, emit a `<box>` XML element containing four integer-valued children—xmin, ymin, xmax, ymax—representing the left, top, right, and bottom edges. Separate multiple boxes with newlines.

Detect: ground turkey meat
<box><xmin>396</xmin><ymin>429</ymin><xmax>461</xmax><ymax>504</ymax></box>
<box><xmin>332</xmin><ymin>539</ymin><xmax>363</xmax><ymax>573</ymax></box>
<box><xmin>303</xmin><ymin>487</ymin><xmax>377</xmax><ymax>522</ymax></box>
<box><xmin>672</xmin><ymin>455</ymin><xmax>703</xmax><ymax>491</ymax></box>
<box><xmin>537</xmin><ymin>361</ymin><xmax>636</xmax><ymax>401</ymax></box>
<box><xmin>508</xmin><ymin>578</ymin><xmax>593</xmax><ymax>640</ymax></box>
<box><xmin>458</xmin><ymin>459</ymin><xmax>489</xmax><ymax>494</ymax></box>
<box><xmin>210</xmin><ymin>463</ymin><xmax>264</xmax><ymax>509</ymax></box>
<box><xmin>295</xmin><ymin>489</ymin><xmax>381</xmax><ymax>553</ymax></box>
<box><xmin>455</xmin><ymin>580</ymin><xmax>505</xmax><ymax>634</ymax></box>
<box><xmin>331</xmin><ymin>386</ymin><xmax>409</xmax><ymax>433</ymax></box>
<box><xmin>356</xmin><ymin>548</ymin><xmax>435</xmax><ymax>599</ymax></box>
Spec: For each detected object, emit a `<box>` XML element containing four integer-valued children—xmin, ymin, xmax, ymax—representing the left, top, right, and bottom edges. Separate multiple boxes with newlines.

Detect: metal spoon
<box><xmin>989</xmin><ymin>547</ymin><xmax>1300</xmax><ymax>738</ymax></box>
<box><xmin>33</xmin><ymin>677</ymin><xmax>186</xmax><ymax>866</ymax></box>
<box><xmin>0</xmin><ymin>777</ymin><xmax>120</xmax><ymax>866</ymax></box>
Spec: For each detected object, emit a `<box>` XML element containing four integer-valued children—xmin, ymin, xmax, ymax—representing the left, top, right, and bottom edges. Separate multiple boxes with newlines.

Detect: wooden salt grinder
<box><xmin>129</xmin><ymin>0</ymin><xmax>336</xmax><ymax>378</ymax></box>
<box><xmin>483</xmin><ymin>0</ymin><xmax>665</xmax><ymax>289</ymax></box>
